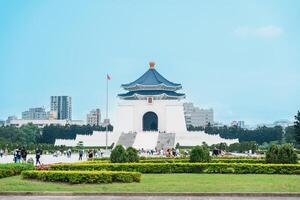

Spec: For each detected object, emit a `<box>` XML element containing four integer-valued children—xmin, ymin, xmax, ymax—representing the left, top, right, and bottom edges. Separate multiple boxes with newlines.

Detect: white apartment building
<box><xmin>183</xmin><ymin>102</ymin><xmax>214</xmax><ymax>127</ymax></box>
<box><xmin>86</xmin><ymin>109</ymin><xmax>101</xmax><ymax>126</ymax></box>
<box><xmin>50</xmin><ymin>96</ymin><xmax>72</xmax><ymax>120</ymax></box>
<box><xmin>22</xmin><ymin>107</ymin><xmax>47</xmax><ymax>120</ymax></box>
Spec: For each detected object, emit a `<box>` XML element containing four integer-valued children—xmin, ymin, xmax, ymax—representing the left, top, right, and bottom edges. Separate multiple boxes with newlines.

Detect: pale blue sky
<box><xmin>1</xmin><ymin>0</ymin><xmax>300</xmax><ymax>125</ymax></box>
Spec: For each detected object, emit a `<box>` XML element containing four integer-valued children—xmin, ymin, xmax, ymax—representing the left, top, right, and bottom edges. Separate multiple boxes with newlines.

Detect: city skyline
<box><xmin>1</xmin><ymin>1</ymin><xmax>300</xmax><ymax>125</ymax></box>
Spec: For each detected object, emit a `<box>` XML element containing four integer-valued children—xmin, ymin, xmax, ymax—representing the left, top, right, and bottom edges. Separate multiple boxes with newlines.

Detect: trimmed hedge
<box><xmin>49</xmin><ymin>162</ymin><xmax>300</xmax><ymax>174</ymax></box>
<box><xmin>139</xmin><ymin>159</ymin><xmax>265</xmax><ymax>164</ymax></box>
<box><xmin>0</xmin><ymin>164</ymin><xmax>34</xmax><ymax>179</ymax></box>
<box><xmin>87</xmin><ymin>158</ymin><xmax>265</xmax><ymax>164</ymax></box>
<box><xmin>22</xmin><ymin>170</ymin><xmax>141</xmax><ymax>184</ymax></box>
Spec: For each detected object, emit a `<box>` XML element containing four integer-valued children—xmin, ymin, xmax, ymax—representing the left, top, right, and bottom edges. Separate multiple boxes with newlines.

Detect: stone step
<box><xmin>116</xmin><ymin>132</ymin><xmax>137</xmax><ymax>148</ymax></box>
<box><xmin>156</xmin><ymin>132</ymin><xmax>176</xmax><ymax>150</ymax></box>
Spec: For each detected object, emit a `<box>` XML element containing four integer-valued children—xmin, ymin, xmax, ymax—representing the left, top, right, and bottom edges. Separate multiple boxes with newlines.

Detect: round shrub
<box><xmin>266</xmin><ymin>144</ymin><xmax>297</xmax><ymax>164</ymax></box>
<box><xmin>266</xmin><ymin>144</ymin><xmax>279</xmax><ymax>163</ymax></box>
<box><xmin>189</xmin><ymin>145</ymin><xmax>211</xmax><ymax>163</ymax></box>
<box><xmin>110</xmin><ymin>145</ymin><xmax>128</xmax><ymax>163</ymax></box>
<box><xmin>278</xmin><ymin>144</ymin><xmax>297</xmax><ymax>164</ymax></box>
<box><xmin>126</xmin><ymin>147</ymin><xmax>139</xmax><ymax>163</ymax></box>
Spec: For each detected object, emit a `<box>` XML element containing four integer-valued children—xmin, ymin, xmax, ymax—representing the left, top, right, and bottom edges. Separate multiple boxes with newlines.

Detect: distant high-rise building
<box><xmin>50</xmin><ymin>96</ymin><xmax>72</xmax><ymax>120</ymax></box>
<box><xmin>231</xmin><ymin>121</ymin><xmax>246</xmax><ymax>128</ymax></box>
<box><xmin>237</xmin><ymin>121</ymin><xmax>245</xmax><ymax>128</ymax></box>
<box><xmin>0</xmin><ymin>120</ymin><xmax>5</xmax><ymax>126</ymax></box>
<box><xmin>86</xmin><ymin>109</ymin><xmax>101</xmax><ymax>126</ymax></box>
<box><xmin>6</xmin><ymin>115</ymin><xmax>18</xmax><ymax>125</ymax></box>
<box><xmin>183</xmin><ymin>103</ymin><xmax>214</xmax><ymax>127</ymax></box>
<box><xmin>22</xmin><ymin>107</ymin><xmax>47</xmax><ymax>120</ymax></box>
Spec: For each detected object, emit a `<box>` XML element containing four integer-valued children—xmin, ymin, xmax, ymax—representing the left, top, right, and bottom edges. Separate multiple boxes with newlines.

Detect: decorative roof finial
<box><xmin>149</xmin><ymin>61</ymin><xmax>155</xmax><ymax>69</ymax></box>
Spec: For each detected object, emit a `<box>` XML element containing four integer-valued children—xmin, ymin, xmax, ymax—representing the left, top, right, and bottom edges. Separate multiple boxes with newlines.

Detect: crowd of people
<box><xmin>138</xmin><ymin>148</ymin><xmax>187</xmax><ymax>157</ymax></box>
<box><xmin>53</xmin><ymin>148</ymin><xmax>104</xmax><ymax>160</ymax></box>
<box><xmin>0</xmin><ymin>145</ymin><xmax>224</xmax><ymax>166</ymax></box>
<box><xmin>0</xmin><ymin>146</ymin><xmax>43</xmax><ymax>165</ymax></box>
<box><xmin>13</xmin><ymin>147</ymin><xmax>27</xmax><ymax>163</ymax></box>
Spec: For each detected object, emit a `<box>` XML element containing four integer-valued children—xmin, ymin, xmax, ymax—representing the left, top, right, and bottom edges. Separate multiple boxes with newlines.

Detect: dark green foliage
<box><xmin>190</xmin><ymin>146</ymin><xmax>210</xmax><ymax>163</ymax></box>
<box><xmin>0</xmin><ymin>124</ymin><xmax>114</xmax><ymax>147</ymax></box>
<box><xmin>278</xmin><ymin>144</ymin><xmax>298</xmax><ymax>164</ymax></box>
<box><xmin>22</xmin><ymin>170</ymin><xmax>141</xmax><ymax>184</ymax></box>
<box><xmin>50</xmin><ymin>162</ymin><xmax>300</xmax><ymax>174</ymax></box>
<box><xmin>284</xmin><ymin>126</ymin><xmax>296</xmax><ymax>144</ymax></box>
<box><xmin>294</xmin><ymin>111</ymin><xmax>300</xmax><ymax>146</ymax></box>
<box><xmin>40</xmin><ymin>124</ymin><xmax>113</xmax><ymax>144</ymax></box>
<box><xmin>110</xmin><ymin>145</ymin><xmax>128</xmax><ymax>163</ymax></box>
<box><xmin>188</xmin><ymin>125</ymin><xmax>283</xmax><ymax>145</ymax></box>
<box><xmin>266</xmin><ymin>144</ymin><xmax>297</xmax><ymax>164</ymax></box>
<box><xmin>0</xmin><ymin>124</ymin><xmax>40</xmax><ymax>147</ymax></box>
<box><xmin>126</xmin><ymin>147</ymin><xmax>139</xmax><ymax>163</ymax></box>
<box><xmin>266</xmin><ymin>144</ymin><xmax>280</xmax><ymax>163</ymax></box>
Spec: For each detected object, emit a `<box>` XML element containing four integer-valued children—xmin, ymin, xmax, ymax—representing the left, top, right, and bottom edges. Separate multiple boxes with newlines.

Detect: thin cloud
<box><xmin>234</xmin><ymin>25</ymin><xmax>283</xmax><ymax>38</ymax></box>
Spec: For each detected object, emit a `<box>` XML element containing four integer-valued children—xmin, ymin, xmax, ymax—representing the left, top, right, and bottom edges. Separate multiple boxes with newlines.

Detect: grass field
<box><xmin>0</xmin><ymin>174</ymin><xmax>300</xmax><ymax>192</ymax></box>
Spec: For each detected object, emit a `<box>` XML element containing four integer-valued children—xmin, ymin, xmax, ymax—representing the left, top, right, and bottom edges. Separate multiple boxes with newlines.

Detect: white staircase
<box><xmin>132</xmin><ymin>131</ymin><xmax>159</xmax><ymax>150</ymax></box>
<box><xmin>156</xmin><ymin>132</ymin><xmax>176</xmax><ymax>150</ymax></box>
<box><xmin>116</xmin><ymin>132</ymin><xmax>137</xmax><ymax>148</ymax></box>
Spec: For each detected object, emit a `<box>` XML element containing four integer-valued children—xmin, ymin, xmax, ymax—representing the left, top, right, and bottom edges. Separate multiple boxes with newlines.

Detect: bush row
<box><xmin>22</xmin><ymin>170</ymin><xmax>141</xmax><ymax>184</ymax></box>
<box><xmin>87</xmin><ymin>158</ymin><xmax>265</xmax><ymax>164</ymax></box>
<box><xmin>50</xmin><ymin>162</ymin><xmax>300</xmax><ymax>174</ymax></box>
<box><xmin>92</xmin><ymin>156</ymin><xmax>264</xmax><ymax>161</ymax></box>
<box><xmin>139</xmin><ymin>159</ymin><xmax>265</xmax><ymax>164</ymax></box>
<box><xmin>0</xmin><ymin>169</ymin><xmax>17</xmax><ymax>179</ymax></box>
<box><xmin>0</xmin><ymin>164</ymin><xmax>34</xmax><ymax>179</ymax></box>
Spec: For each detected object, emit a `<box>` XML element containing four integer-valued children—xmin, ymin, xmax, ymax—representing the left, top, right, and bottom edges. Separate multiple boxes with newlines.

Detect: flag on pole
<box><xmin>107</xmin><ymin>74</ymin><xmax>111</xmax><ymax>80</ymax></box>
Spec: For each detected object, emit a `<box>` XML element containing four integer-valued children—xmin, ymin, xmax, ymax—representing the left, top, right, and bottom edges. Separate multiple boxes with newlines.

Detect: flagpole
<box><xmin>105</xmin><ymin>75</ymin><xmax>108</xmax><ymax>151</ymax></box>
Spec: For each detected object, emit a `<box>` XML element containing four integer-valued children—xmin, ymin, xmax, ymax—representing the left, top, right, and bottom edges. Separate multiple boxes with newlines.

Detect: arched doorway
<box><xmin>143</xmin><ymin>112</ymin><xmax>158</xmax><ymax>131</ymax></box>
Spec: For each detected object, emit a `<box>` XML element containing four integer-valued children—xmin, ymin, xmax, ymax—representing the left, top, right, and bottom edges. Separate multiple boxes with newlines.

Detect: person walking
<box><xmin>0</xmin><ymin>149</ymin><xmax>3</xmax><ymax>158</ymax></box>
<box><xmin>78</xmin><ymin>149</ymin><xmax>83</xmax><ymax>161</ymax></box>
<box><xmin>15</xmin><ymin>148</ymin><xmax>21</xmax><ymax>163</ymax></box>
<box><xmin>21</xmin><ymin>147</ymin><xmax>27</xmax><ymax>163</ymax></box>
<box><xmin>35</xmin><ymin>148</ymin><xmax>42</xmax><ymax>165</ymax></box>
<box><xmin>88</xmin><ymin>149</ymin><xmax>93</xmax><ymax>159</ymax></box>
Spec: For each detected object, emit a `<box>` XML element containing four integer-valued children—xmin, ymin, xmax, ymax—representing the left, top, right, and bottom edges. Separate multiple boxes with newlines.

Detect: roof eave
<box><xmin>122</xmin><ymin>83</ymin><xmax>182</xmax><ymax>91</ymax></box>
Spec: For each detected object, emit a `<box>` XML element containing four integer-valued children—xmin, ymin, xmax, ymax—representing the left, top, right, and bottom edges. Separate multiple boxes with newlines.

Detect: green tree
<box><xmin>266</xmin><ymin>144</ymin><xmax>297</xmax><ymax>164</ymax></box>
<box><xmin>294</xmin><ymin>111</ymin><xmax>300</xmax><ymax>146</ymax></box>
<box><xmin>284</xmin><ymin>126</ymin><xmax>296</xmax><ymax>144</ymax></box>
<box><xmin>189</xmin><ymin>145</ymin><xmax>210</xmax><ymax>163</ymax></box>
<box><xmin>265</xmin><ymin>144</ymin><xmax>280</xmax><ymax>163</ymax></box>
<box><xmin>278</xmin><ymin>144</ymin><xmax>297</xmax><ymax>164</ymax></box>
<box><xmin>110</xmin><ymin>145</ymin><xmax>128</xmax><ymax>163</ymax></box>
<box><xmin>20</xmin><ymin>123</ymin><xmax>40</xmax><ymax>145</ymax></box>
<box><xmin>126</xmin><ymin>147</ymin><xmax>139</xmax><ymax>162</ymax></box>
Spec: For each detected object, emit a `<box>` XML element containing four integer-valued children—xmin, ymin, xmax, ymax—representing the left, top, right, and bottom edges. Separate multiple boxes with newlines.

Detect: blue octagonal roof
<box><xmin>121</xmin><ymin>68</ymin><xmax>182</xmax><ymax>90</ymax></box>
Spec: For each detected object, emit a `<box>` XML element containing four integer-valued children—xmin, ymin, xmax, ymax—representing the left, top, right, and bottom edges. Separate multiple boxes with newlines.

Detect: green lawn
<box><xmin>0</xmin><ymin>174</ymin><xmax>299</xmax><ymax>192</ymax></box>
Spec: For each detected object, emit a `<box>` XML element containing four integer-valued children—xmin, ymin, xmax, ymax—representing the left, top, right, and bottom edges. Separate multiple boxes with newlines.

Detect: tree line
<box><xmin>188</xmin><ymin>110</ymin><xmax>300</xmax><ymax>147</ymax></box>
<box><xmin>188</xmin><ymin>124</ymin><xmax>283</xmax><ymax>145</ymax></box>
<box><xmin>0</xmin><ymin>123</ymin><xmax>113</xmax><ymax>148</ymax></box>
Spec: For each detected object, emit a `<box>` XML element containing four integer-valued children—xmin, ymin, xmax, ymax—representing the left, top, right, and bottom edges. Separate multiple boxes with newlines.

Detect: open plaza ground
<box><xmin>0</xmin><ymin>174</ymin><xmax>300</xmax><ymax>193</ymax></box>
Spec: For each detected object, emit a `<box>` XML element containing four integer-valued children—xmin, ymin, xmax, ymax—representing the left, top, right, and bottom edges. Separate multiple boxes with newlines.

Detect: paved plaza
<box><xmin>0</xmin><ymin>154</ymin><xmax>87</xmax><ymax>164</ymax></box>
